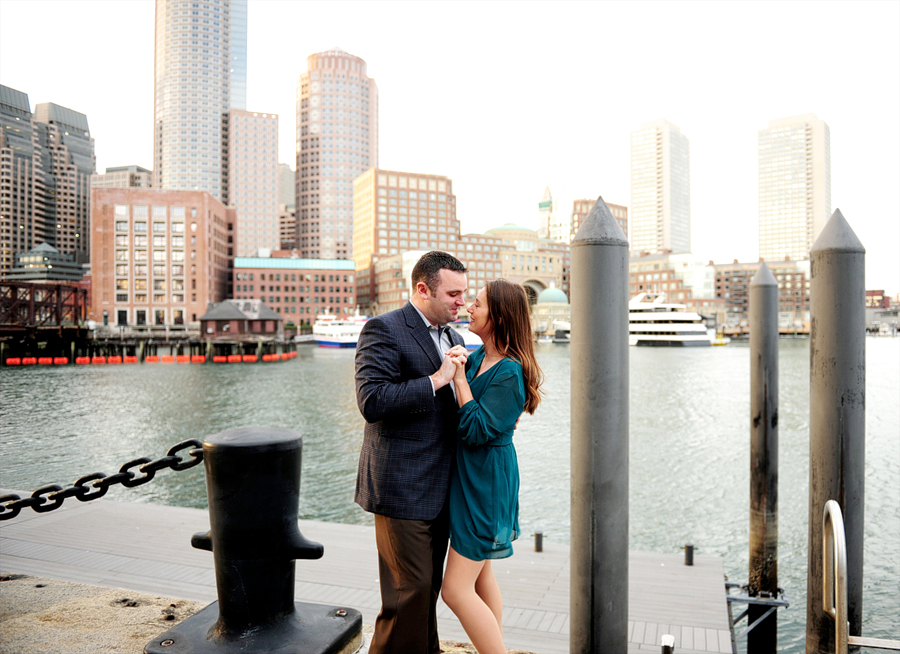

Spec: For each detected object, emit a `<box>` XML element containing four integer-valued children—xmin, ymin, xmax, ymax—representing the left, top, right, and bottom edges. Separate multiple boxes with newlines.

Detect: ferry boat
<box><xmin>312</xmin><ymin>309</ymin><xmax>369</xmax><ymax>348</ymax></box>
<box><xmin>449</xmin><ymin>320</ymin><xmax>483</xmax><ymax>350</ymax></box>
<box><xmin>629</xmin><ymin>293</ymin><xmax>714</xmax><ymax>347</ymax></box>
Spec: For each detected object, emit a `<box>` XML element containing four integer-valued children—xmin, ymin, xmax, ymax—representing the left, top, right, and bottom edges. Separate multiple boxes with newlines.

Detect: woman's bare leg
<box><xmin>441</xmin><ymin>547</ymin><xmax>506</xmax><ymax>654</ymax></box>
<box><xmin>474</xmin><ymin>560</ymin><xmax>503</xmax><ymax>637</ymax></box>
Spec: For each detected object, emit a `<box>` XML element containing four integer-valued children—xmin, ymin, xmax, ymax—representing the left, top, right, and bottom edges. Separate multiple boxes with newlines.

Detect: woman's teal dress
<box><xmin>448</xmin><ymin>346</ymin><xmax>525</xmax><ymax>561</ymax></box>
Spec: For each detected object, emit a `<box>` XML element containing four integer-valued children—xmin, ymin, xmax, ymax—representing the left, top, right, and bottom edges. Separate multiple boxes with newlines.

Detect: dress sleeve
<box><xmin>457</xmin><ymin>361</ymin><xmax>525</xmax><ymax>446</ymax></box>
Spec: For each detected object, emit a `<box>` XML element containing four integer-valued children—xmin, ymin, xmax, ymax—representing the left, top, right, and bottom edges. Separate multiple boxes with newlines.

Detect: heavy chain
<box><xmin>0</xmin><ymin>439</ymin><xmax>203</xmax><ymax>521</ymax></box>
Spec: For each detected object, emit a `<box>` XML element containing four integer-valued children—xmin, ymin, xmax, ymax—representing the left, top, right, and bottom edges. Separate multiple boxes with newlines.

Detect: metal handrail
<box><xmin>822</xmin><ymin>500</ymin><xmax>900</xmax><ymax>653</ymax></box>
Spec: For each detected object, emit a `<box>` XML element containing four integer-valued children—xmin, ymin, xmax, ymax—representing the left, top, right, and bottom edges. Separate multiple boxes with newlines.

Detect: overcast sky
<box><xmin>2</xmin><ymin>0</ymin><xmax>897</xmax><ymax>293</ymax></box>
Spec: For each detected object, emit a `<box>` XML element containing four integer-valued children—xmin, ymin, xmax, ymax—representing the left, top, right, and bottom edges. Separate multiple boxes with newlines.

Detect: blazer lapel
<box><xmin>403</xmin><ymin>302</ymin><xmax>443</xmax><ymax>371</ymax></box>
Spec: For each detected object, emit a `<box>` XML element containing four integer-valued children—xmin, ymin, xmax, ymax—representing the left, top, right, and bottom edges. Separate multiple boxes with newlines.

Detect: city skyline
<box><xmin>1</xmin><ymin>0</ymin><xmax>897</xmax><ymax>293</ymax></box>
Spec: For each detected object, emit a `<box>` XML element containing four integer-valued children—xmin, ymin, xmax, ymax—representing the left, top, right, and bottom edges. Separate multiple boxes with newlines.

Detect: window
<box><xmin>115</xmin><ymin>221</ymin><xmax>128</xmax><ymax>232</ymax></box>
<box><xmin>153</xmin><ymin>222</ymin><xmax>166</xmax><ymax>233</ymax></box>
<box><xmin>134</xmin><ymin>222</ymin><xmax>147</xmax><ymax>232</ymax></box>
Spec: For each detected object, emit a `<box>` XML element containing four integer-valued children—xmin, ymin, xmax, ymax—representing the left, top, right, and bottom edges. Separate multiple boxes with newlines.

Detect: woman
<box><xmin>441</xmin><ymin>279</ymin><xmax>543</xmax><ymax>654</ymax></box>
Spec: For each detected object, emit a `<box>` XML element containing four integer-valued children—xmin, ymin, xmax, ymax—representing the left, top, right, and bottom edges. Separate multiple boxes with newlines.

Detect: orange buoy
<box><xmin>161</xmin><ymin>355</ymin><xmax>175</xmax><ymax>363</ymax></box>
<box><xmin>76</xmin><ymin>356</ymin><xmax>91</xmax><ymax>365</ymax></box>
<box><xmin>53</xmin><ymin>357</ymin><xmax>68</xmax><ymax>365</ymax></box>
<box><xmin>145</xmin><ymin>355</ymin><xmax>159</xmax><ymax>363</ymax></box>
<box><xmin>91</xmin><ymin>356</ymin><xmax>106</xmax><ymax>364</ymax></box>
<box><xmin>38</xmin><ymin>357</ymin><xmax>53</xmax><ymax>365</ymax></box>
<box><xmin>6</xmin><ymin>358</ymin><xmax>22</xmax><ymax>366</ymax></box>
<box><xmin>123</xmin><ymin>356</ymin><xmax>138</xmax><ymax>364</ymax></box>
<box><xmin>176</xmin><ymin>354</ymin><xmax>190</xmax><ymax>363</ymax></box>
<box><xmin>242</xmin><ymin>354</ymin><xmax>257</xmax><ymax>363</ymax></box>
<box><xmin>108</xmin><ymin>356</ymin><xmax>122</xmax><ymax>364</ymax></box>
<box><xmin>227</xmin><ymin>354</ymin><xmax>242</xmax><ymax>363</ymax></box>
<box><xmin>22</xmin><ymin>357</ymin><xmax>37</xmax><ymax>365</ymax></box>
<box><xmin>191</xmin><ymin>355</ymin><xmax>206</xmax><ymax>363</ymax></box>
<box><xmin>213</xmin><ymin>355</ymin><xmax>227</xmax><ymax>363</ymax></box>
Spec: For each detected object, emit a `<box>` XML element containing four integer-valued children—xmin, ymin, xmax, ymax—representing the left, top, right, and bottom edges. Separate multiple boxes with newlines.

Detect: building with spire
<box><xmin>152</xmin><ymin>0</ymin><xmax>247</xmax><ymax>199</ymax></box>
<box><xmin>758</xmin><ymin>114</ymin><xmax>831</xmax><ymax>262</ymax></box>
<box><xmin>630</xmin><ymin>119</ymin><xmax>690</xmax><ymax>255</ymax></box>
<box><xmin>295</xmin><ymin>47</ymin><xmax>378</xmax><ymax>260</ymax></box>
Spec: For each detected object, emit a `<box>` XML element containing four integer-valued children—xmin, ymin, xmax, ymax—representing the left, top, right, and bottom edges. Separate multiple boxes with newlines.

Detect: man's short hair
<box><xmin>411</xmin><ymin>251</ymin><xmax>467</xmax><ymax>293</ymax></box>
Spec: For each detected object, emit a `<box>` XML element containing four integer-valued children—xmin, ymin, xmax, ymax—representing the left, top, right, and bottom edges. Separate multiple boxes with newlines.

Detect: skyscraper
<box><xmin>226</xmin><ymin>109</ymin><xmax>279</xmax><ymax>257</ymax></box>
<box><xmin>758</xmin><ymin>114</ymin><xmax>831</xmax><ymax>262</ymax></box>
<box><xmin>0</xmin><ymin>86</ymin><xmax>95</xmax><ymax>275</ymax></box>
<box><xmin>630</xmin><ymin>119</ymin><xmax>690</xmax><ymax>255</ymax></box>
<box><xmin>296</xmin><ymin>48</ymin><xmax>378</xmax><ymax>260</ymax></box>
<box><xmin>152</xmin><ymin>0</ymin><xmax>247</xmax><ymax>199</ymax></box>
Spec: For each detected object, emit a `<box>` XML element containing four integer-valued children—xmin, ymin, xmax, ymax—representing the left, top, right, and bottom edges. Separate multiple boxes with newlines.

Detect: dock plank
<box><xmin>0</xmin><ymin>495</ymin><xmax>732</xmax><ymax>654</ymax></box>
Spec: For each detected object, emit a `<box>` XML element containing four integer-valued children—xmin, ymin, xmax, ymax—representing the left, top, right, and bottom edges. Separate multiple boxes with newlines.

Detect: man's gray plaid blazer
<box><xmin>355</xmin><ymin>301</ymin><xmax>464</xmax><ymax>520</ymax></box>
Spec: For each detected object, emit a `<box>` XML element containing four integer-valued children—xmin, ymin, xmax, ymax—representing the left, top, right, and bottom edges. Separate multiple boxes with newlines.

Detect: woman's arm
<box><xmin>455</xmin><ymin>362</ymin><xmax>525</xmax><ymax>446</ymax></box>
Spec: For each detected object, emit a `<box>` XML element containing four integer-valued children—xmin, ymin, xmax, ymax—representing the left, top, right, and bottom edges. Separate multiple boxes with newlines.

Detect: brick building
<box><xmin>713</xmin><ymin>259</ymin><xmax>810</xmax><ymax>327</ymax></box>
<box><xmin>231</xmin><ymin>255</ymin><xmax>355</xmax><ymax>325</ymax></box>
<box><xmin>90</xmin><ymin>188</ymin><xmax>236</xmax><ymax>326</ymax></box>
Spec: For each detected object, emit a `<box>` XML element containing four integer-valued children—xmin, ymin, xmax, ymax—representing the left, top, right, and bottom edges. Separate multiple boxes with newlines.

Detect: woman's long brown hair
<box><xmin>484</xmin><ymin>279</ymin><xmax>543</xmax><ymax>414</ymax></box>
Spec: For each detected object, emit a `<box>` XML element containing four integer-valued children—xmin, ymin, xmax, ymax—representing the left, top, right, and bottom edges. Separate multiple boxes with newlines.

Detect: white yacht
<box><xmin>629</xmin><ymin>293</ymin><xmax>713</xmax><ymax>347</ymax></box>
<box><xmin>312</xmin><ymin>309</ymin><xmax>369</xmax><ymax>348</ymax></box>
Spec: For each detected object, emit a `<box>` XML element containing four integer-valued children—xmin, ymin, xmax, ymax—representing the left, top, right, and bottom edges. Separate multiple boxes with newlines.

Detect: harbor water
<box><xmin>1</xmin><ymin>338</ymin><xmax>898</xmax><ymax>652</ymax></box>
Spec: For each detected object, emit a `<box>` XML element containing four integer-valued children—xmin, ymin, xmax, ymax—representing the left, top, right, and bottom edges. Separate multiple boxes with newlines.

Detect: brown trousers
<box><xmin>370</xmin><ymin>508</ymin><xmax>449</xmax><ymax>654</ymax></box>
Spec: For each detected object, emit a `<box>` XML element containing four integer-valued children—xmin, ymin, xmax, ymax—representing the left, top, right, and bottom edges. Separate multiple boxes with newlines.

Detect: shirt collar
<box><xmin>410</xmin><ymin>301</ymin><xmax>443</xmax><ymax>331</ymax></box>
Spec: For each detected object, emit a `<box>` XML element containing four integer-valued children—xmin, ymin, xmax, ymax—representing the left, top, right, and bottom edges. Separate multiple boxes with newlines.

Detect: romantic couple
<box><xmin>355</xmin><ymin>250</ymin><xmax>543</xmax><ymax>654</ymax></box>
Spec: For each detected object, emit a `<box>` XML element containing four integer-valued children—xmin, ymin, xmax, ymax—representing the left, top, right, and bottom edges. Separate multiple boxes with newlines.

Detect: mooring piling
<box><xmin>570</xmin><ymin>196</ymin><xmax>630</xmax><ymax>653</ymax></box>
<box><xmin>145</xmin><ymin>427</ymin><xmax>362</xmax><ymax>654</ymax></box>
<box><xmin>806</xmin><ymin>209</ymin><xmax>866</xmax><ymax>654</ymax></box>
<box><xmin>748</xmin><ymin>262</ymin><xmax>779</xmax><ymax>653</ymax></box>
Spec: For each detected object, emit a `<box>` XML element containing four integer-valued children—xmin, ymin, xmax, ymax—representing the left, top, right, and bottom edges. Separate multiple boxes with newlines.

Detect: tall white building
<box><xmin>630</xmin><ymin>119</ymin><xmax>691</xmax><ymax>255</ymax></box>
<box><xmin>152</xmin><ymin>0</ymin><xmax>248</xmax><ymax>199</ymax></box>
<box><xmin>758</xmin><ymin>114</ymin><xmax>831</xmax><ymax>262</ymax></box>
<box><xmin>296</xmin><ymin>47</ymin><xmax>378</xmax><ymax>260</ymax></box>
<box><xmin>227</xmin><ymin>110</ymin><xmax>279</xmax><ymax>257</ymax></box>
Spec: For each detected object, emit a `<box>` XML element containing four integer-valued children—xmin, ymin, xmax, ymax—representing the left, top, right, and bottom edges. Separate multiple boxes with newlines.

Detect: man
<box><xmin>355</xmin><ymin>251</ymin><xmax>469</xmax><ymax>654</ymax></box>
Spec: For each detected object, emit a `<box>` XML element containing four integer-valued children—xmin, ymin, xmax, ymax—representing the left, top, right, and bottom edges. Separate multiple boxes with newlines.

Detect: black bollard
<box><xmin>145</xmin><ymin>427</ymin><xmax>362</xmax><ymax>654</ymax></box>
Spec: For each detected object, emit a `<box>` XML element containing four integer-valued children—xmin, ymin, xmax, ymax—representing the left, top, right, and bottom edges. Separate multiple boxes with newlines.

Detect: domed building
<box><xmin>485</xmin><ymin>223</ymin><xmax>567</xmax><ymax>305</ymax></box>
<box><xmin>532</xmin><ymin>283</ymin><xmax>570</xmax><ymax>338</ymax></box>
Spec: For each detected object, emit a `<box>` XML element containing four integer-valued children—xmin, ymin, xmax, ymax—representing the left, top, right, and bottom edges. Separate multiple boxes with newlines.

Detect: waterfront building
<box><xmin>296</xmin><ymin>48</ymin><xmax>378</xmax><ymax>259</ymax></box>
<box><xmin>199</xmin><ymin>299</ymin><xmax>282</xmax><ymax>338</ymax></box>
<box><xmin>352</xmin><ymin>168</ymin><xmax>457</xmax><ymax>307</ymax></box>
<box><xmin>231</xmin><ymin>255</ymin><xmax>355</xmax><ymax>325</ymax></box>
<box><xmin>571</xmin><ymin>198</ymin><xmax>628</xmax><ymax>241</ymax></box>
<box><xmin>369</xmin><ymin>228</ymin><xmax>563</xmax><ymax>317</ymax></box>
<box><xmin>5</xmin><ymin>242</ymin><xmax>85</xmax><ymax>283</ymax></box>
<box><xmin>630</xmin><ymin>119</ymin><xmax>690</xmax><ymax>255</ymax></box>
<box><xmin>91</xmin><ymin>165</ymin><xmax>153</xmax><ymax>189</ymax></box>
<box><xmin>0</xmin><ymin>86</ymin><xmax>95</xmax><ymax>277</ymax></box>
<box><xmin>629</xmin><ymin>252</ymin><xmax>723</xmax><ymax>318</ymax></box>
<box><xmin>486</xmin><ymin>224</ymin><xmax>567</xmax><ymax>301</ymax></box>
<box><xmin>713</xmin><ymin>259</ymin><xmax>810</xmax><ymax>327</ymax></box>
<box><xmin>90</xmin><ymin>188</ymin><xmax>236</xmax><ymax>326</ymax></box>
<box><xmin>152</xmin><ymin>0</ymin><xmax>247</xmax><ymax>198</ymax></box>
<box><xmin>758</xmin><ymin>114</ymin><xmax>831</xmax><ymax>262</ymax></box>
<box><xmin>226</xmin><ymin>109</ymin><xmax>280</xmax><ymax>257</ymax></box>
<box><xmin>532</xmin><ymin>285</ymin><xmax>571</xmax><ymax>336</ymax></box>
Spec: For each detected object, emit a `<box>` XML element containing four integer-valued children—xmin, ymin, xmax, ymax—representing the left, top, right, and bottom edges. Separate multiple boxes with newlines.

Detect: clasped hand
<box><xmin>432</xmin><ymin>345</ymin><xmax>469</xmax><ymax>389</ymax></box>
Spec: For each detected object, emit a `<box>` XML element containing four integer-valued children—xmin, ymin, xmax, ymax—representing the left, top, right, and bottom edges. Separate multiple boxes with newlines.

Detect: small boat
<box><xmin>312</xmin><ymin>309</ymin><xmax>368</xmax><ymax>348</ymax></box>
<box><xmin>629</xmin><ymin>293</ymin><xmax>717</xmax><ymax>347</ymax></box>
<box><xmin>449</xmin><ymin>320</ymin><xmax>483</xmax><ymax>350</ymax></box>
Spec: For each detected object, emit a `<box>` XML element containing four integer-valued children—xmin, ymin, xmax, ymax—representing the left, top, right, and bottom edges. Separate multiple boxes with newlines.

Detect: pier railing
<box><xmin>822</xmin><ymin>500</ymin><xmax>900</xmax><ymax>653</ymax></box>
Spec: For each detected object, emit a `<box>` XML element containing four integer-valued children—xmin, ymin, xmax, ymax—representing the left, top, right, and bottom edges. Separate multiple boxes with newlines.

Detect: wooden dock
<box><xmin>0</xmin><ymin>496</ymin><xmax>732</xmax><ymax>653</ymax></box>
